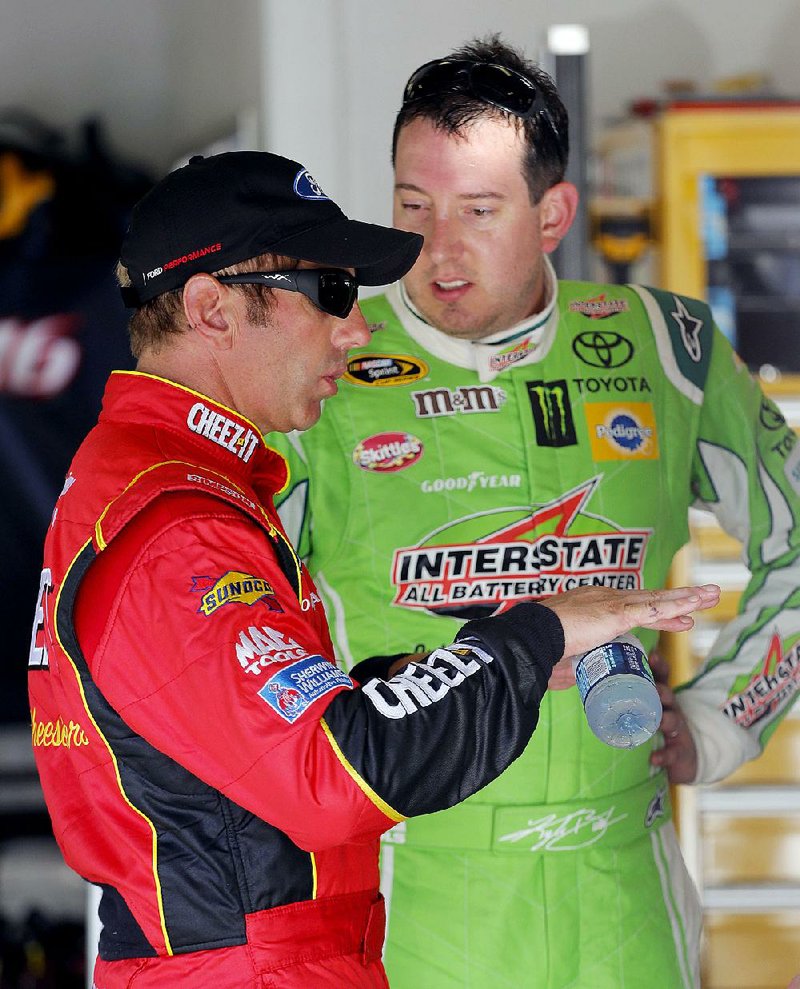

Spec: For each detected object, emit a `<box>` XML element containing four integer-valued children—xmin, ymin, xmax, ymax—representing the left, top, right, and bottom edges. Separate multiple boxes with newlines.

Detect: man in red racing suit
<box><xmin>27</xmin><ymin>151</ymin><xmax>718</xmax><ymax>988</ymax></box>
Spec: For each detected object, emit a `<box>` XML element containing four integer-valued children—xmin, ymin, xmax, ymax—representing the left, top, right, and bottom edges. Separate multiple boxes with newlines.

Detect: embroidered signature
<box><xmin>498</xmin><ymin>807</ymin><xmax>627</xmax><ymax>851</ymax></box>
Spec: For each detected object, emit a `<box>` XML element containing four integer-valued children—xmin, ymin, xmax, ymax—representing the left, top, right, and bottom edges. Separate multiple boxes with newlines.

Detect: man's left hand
<box><xmin>649</xmin><ymin>652</ymin><xmax>698</xmax><ymax>784</ymax></box>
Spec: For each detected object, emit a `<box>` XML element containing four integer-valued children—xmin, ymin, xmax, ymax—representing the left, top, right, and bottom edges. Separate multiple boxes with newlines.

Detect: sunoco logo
<box><xmin>572</xmin><ymin>331</ymin><xmax>634</xmax><ymax>369</ymax></box>
<box><xmin>353</xmin><ymin>432</ymin><xmax>423</xmax><ymax>472</ymax></box>
<box><xmin>192</xmin><ymin>572</ymin><xmax>282</xmax><ymax>616</ymax></box>
<box><xmin>390</xmin><ymin>478</ymin><xmax>651</xmax><ymax>619</ymax></box>
<box><xmin>344</xmin><ymin>354</ymin><xmax>428</xmax><ymax>387</ymax></box>
<box><xmin>723</xmin><ymin>632</ymin><xmax>800</xmax><ymax>728</ymax></box>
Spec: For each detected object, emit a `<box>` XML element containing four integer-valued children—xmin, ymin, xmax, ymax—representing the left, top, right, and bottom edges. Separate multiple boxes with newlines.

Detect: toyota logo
<box><xmin>759</xmin><ymin>398</ymin><xmax>786</xmax><ymax>431</ymax></box>
<box><xmin>572</xmin><ymin>331</ymin><xmax>634</xmax><ymax>369</ymax></box>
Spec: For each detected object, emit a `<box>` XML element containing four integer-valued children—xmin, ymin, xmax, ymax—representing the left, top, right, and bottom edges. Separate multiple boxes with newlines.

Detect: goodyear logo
<box><xmin>192</xmin><ymin>571</ymin><xmax>282</xmax><ymax>616</ymax></box>
<box><xmin>344</xmin><ymin>353</ymin><xmax>428</xmax><ymax>386</ymax></box>
<box><xmin>585</xmin><ymin>403</ymin><xmax>659</xmax><ymax>460</ymax></box>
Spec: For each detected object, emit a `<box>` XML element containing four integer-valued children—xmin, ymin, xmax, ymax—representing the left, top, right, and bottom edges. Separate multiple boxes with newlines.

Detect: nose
<box><xmin>426</xmin><ymin>214</ymin><xmax>462</xmax><ymax>266</ymax></box>
<box><xmin>334</xmin><ymin>304</ymin><xmax>371</xmax><ymax>350</ymax></box>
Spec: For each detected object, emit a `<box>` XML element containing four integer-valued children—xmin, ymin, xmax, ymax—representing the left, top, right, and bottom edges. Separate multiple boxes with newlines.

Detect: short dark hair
<box><xmin>392</xmin><ymin>34</ymin><xmax>569</xmax><ymax>204</ymax></box>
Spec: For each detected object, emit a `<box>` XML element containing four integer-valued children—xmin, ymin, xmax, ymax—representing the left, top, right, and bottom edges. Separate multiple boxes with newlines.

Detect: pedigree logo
<box><xmin>192</xmin><ymin>572</ymin><xmax>282</xmax><ymax>616</ymax></box>
<box><xmin>31</xmin><ymin>708</ymin><xmax>89</xmax><ymax>748</ymax></box>
<box><xmin>353</xmin><ymin>432</ymin><xmax>423</xmax><ymax>473</ymax></box>
<box><xmin>585</xmin><ymin>403</ymin><xmax>659</xmax><ymax>460</ymax></box>
<box><xmin>186</xmin><ymin>402</ymin><xmax>259</xmax><ymax>462</ymax></box>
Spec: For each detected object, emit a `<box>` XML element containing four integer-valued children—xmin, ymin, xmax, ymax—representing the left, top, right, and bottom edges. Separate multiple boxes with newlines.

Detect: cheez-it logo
<box><xmin>186</xmin><ymin>402</ymin><xmax>259</xmax><ymax>462</ymax></box>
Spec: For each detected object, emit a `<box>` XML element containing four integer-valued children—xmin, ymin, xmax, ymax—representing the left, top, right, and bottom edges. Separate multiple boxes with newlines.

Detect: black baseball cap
<box><xmin>119</xmin><ymin>151</ymin><xmax>423</xmax><ymax>307</ymax></box>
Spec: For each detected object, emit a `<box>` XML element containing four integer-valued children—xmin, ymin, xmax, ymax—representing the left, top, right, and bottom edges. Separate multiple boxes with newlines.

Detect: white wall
<box><xmin>260</xmin><ymin>0</ymin><xmax>800</xmax><ymax>229</ymax></box>
<box><xmin>0</xmin><ymin>0</ymin><xmax>262</xmax><ymax>174</ymax></box>
<box><xmin>1</xmin><ymin>0</ymin><xmax>799</xmax><ymax>196</ymax></box>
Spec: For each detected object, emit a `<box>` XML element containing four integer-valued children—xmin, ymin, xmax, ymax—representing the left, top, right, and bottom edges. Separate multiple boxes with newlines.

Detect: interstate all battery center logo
<box><xmin>722</xmin><ymin>631</ymin><xmax>800</xmax><ymax>728</ymax></box>
<box><xmin>390</xmin><ymin>478</ymin><xmax>652</xmax><ymax>619</ymax></box>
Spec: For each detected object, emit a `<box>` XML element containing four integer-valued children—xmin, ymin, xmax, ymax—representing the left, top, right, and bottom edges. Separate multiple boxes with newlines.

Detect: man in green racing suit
<box><xmin>268</xmin><ymin>37</ymin><xmax>800</xmax><ymax>989</ymax></box>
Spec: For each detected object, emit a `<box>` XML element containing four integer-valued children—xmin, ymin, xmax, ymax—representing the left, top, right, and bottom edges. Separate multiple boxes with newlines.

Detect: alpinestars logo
<box><xmin>671</xmin><ymin>296</ymin><xmax>704</xmax><ymax>362</ymax></box>
<box><xmin>722</xmin><ymin>632</ymin><xmax>800</xmax><ymax>728</ymax></box>
<box><xmin>391</xmin><ymin>478</ymin><xmax>652</xmax><ymax>619</ymax></box>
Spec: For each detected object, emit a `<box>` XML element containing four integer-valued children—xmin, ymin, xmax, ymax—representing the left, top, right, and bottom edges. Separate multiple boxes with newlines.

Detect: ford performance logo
<box><xmin>293</xmin><ymin>168</ymin><xmax>330</xmax><ymax>200</ymax></box>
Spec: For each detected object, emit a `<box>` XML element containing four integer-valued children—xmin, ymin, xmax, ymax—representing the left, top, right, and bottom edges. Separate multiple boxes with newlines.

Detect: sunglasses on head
<box><xmin>216</xmin><ymin>268</ymin><xmax>359</xmax><ymax>319</ymax></box>
<box><xmin>403</xmin><ymin>58</ymin><xmax>552</xmax><ymax>123</ymax></box>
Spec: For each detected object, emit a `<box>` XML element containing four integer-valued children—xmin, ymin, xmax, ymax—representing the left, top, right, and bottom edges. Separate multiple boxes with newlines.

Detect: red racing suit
<box><xmin>27</xmin><ymin>370</ymin><xmax>564</xmax><ymax>988</ymax></box>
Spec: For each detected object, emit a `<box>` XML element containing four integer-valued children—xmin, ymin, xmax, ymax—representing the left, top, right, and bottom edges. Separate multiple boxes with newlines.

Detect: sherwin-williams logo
<box><xmin>192</xmin><ymin>572</ymin><xmax>282</xmax><ymax>616</ymax></box>
<box><xmin>572</xmin><ymin>331</ymin><xmax>634</xmax><ymax>369</ymax></box>
<box><xmin>585</xmin><ymin>403</ymin><xmax>659</xmax><ymax>460</ymax></box>
<box><xmin>489</xmin><ymin>335</ymin><xmax>537</xmax><ymax>372</ymax></box>
<box><xmin>258</xmin><ymin>656</ymin><xmax>352</xmax><ymax>723</ymax></box>
<box><xmin>293</xmin><ymin>168</ymin><xmax>330</xmax><ymax>200</ymax></box>
<box><xmin>344</xmin><ymin>354</ymin><xmax>429</xmax><ymax>386</ymax></box>
<box><xmin>723</xmin><ymin>632</ymin><xmax>800</xmax><ymax>728</ymax></box>
<box><xmin>353</xmin><ymin>432</ymin><xmax>423</xmax><ymax>472</ymax></box>
<box><xmin>186</xmin><ymin>402</ymin><xmax>259</xmax><ymax>462</ymax></box>
<box><xmin>411</xmin><ymin>385</ymin><xmax>506</xmax><ymax>418</ymax></box>
<box><xmin>390</xmin><ymin>478</ymin><xmax>652</xmax><ymax>619</ymax></box>
<box><xmin>527</xmin><ymin>379</ymin><xmax>577</xmax><ymax>447</ymax></box>
<box><xmin>569</xmin><ymin>294</ymin><xmax>630</xmax><ymax>319</ymax></box>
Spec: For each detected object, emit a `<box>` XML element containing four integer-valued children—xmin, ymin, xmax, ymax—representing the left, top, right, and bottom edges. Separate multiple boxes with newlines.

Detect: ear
<box><xmin>182</xmin><ymin>274</ymin><xmax>236</xmax><ymax>349</ymax></box>
<box><xmin>539</xmin><ymin>182</ymin><xmax>579</xmax><ymax>255</ymax></box>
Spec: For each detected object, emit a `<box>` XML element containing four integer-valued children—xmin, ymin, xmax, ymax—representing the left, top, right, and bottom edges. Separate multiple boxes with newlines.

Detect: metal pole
<box><xmin>543</xmin><ymin>25</ymin><xmax>591</xmax><ymax>281</ymax></box>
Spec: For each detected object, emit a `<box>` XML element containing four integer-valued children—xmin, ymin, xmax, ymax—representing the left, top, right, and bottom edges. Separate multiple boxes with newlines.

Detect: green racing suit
<box><xmin>269</xmin><ymin>270</ymin><xmax>800</xmax><ymax>988</ymax></box>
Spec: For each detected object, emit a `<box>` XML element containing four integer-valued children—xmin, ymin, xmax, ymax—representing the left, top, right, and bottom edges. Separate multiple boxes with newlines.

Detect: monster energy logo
<box><xmin>527</xmin><ymin>379</ymin><xmax>577</xmax><ymax>447</ymax></box>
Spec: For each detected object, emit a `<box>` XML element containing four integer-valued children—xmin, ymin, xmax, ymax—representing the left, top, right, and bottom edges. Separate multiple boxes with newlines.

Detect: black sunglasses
<box><xmin>403</xmin><ymin>59</ymin><xmax>551</xmax><ymax>123</ymax></box>
<box><xmin>216</xmin><ymin>268</ymin><xmax>359</xmax><ymax>319</ymax></box>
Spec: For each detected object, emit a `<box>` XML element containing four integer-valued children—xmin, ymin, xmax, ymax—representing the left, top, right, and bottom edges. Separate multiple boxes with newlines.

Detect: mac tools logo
<box><xmin>293</xmin><ymin>168</ymin><xmax>330</xmax><ymax>200</ymax></box>
<box><xmin>390</xmin><ymin>478</ymin><xmax>652</xmax><ymax>619</ymax></box>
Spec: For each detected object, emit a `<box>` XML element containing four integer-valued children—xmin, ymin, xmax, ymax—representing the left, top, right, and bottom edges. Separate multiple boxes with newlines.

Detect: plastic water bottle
<box><xmin>573</xmin><ymin>633</ymin><xmax>662</xmax><ymax>748</ymax></box>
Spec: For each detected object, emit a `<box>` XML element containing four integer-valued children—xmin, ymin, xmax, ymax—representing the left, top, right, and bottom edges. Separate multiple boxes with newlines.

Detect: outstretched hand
<box><xmin>542</xmin><ymin>583</ymin><xmax>720</xmax><ymax>662</ymax></box>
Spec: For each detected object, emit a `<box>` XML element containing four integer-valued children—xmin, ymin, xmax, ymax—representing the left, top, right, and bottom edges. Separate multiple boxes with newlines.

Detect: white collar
<box><xmin>386</xmin><ymin>256</ymin><xmax>559</xmax><ymax>383</ymax></box>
